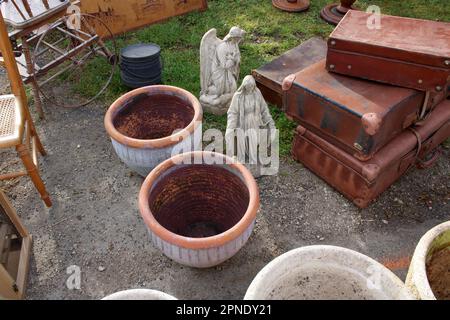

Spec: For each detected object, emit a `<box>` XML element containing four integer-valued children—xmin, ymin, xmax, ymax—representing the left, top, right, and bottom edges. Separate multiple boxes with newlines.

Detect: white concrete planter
<box><xmin>139</xmin><ymin>151</ymin><xmax>260</xmax><ymax>268</ymax></box>
<box><xmin>245</xmin><ymin>245</ymin><xmax>413</xmax><ymax>300</ymax></box>
<box><xmin>102</xmin><ymin>289</ymin><xmax>177</xmax><ymax>300</ymax></box>
<box><xmin>105</xmin><ymin>85</ymin><xmax>203</xmax><ymax>177</ymax></box>
<box><xmin>406</xmin><ymin>221</ymin><xmax>450</xmax><ymax>300</ymax></box>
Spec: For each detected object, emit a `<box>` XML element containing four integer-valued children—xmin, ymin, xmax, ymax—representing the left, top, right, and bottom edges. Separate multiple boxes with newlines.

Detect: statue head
<box><xmin>224</xmin><ymin>26</ymin><xmax>246</xmax><ymax>44</ymax></box>
<box><xmin>239</xmin><ymin>75</ymin><xmax>256</xmax><ymax>93</ymax></box>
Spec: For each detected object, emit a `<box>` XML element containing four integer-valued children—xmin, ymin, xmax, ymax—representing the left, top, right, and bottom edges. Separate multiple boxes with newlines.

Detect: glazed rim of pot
<box><xmin>104</xmin><ymin>85</ymin><xmax>203</xmax><ymax>149</ymax></box>
<box><xmin>244</xmin><ymin>245</ymin><xmax>412</xmax><ymax>299</ymax></box>
<box><xmin>410</xmin><ymin>221</ymin><xmax>450</xmax><ymax>299</ymax></box>
<box><xmin>138</xmin><ymin>151</ymin><xmax>260</xmax><ymax>250</ymax></box>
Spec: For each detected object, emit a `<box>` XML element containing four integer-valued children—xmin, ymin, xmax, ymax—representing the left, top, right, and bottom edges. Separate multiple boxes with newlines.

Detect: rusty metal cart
<box><xmin>0</xmin><ymin>0</ymin><xmax>116</xmax><ymax>116</ymax></box>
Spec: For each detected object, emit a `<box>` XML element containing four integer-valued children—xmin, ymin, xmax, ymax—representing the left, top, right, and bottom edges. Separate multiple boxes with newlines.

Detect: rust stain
<box><xmin>149</xmin><ymin>165</ymin><xmax>250</xmax><ymax>238</ymax></box>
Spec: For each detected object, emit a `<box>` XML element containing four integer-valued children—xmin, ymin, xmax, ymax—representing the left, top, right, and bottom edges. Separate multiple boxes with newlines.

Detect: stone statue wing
<box><xmin>200</xmin><ymin>28</ymin><xmax>221</xmax><ymax>94</ymax></box>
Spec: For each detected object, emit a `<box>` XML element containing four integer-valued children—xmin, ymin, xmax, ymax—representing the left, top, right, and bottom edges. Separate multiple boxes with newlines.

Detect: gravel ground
<box><xmin>0</xmin><ymin>70</ymin><xmax>449</xmax><ymax>300</ymax></box>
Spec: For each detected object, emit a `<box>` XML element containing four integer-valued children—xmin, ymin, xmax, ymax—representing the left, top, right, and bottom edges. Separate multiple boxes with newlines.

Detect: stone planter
<box><xmin>245</xmin><ymin>245</ymin><xmax>413</xmax><ymax>300</ymax></box>
<box><xmin>105</xmin><ymin>85</ymin><xmax>202</xmax><ymax>177</ymax></box>
<box><xmin>102</xmin><ymin>289</ymin><xmax>177</xmax><ymax>300</ymax></box>
<box><xmin>406</xmin><ymin>221</ymin><xmax>450</xmax><ymax>300</ymax></box>
<box><xmin>139</xmin><ymin>151</ymin><xmax>260</xmax><ymax>268</ymax></box>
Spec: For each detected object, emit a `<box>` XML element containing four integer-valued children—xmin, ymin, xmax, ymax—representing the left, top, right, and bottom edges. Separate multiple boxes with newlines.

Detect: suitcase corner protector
<box><xmin>353</xmin><ymin>198</ymin><xmax>369</xmax><ymax>209</ymax></box>
<box><xmin>282</xmin><ymin>74</ymin><xmax>296</xmax><ymax>91</ymax></box>
<box><xmin>295</xmin><ymin>125</ymin><xmax>307</xmax><ymax>135</ymax></box>
<box><xmin>362</xmin><ymin>164</ymin><xmax>381</xmax><ymax>182</ymax></box>
<box><xmin>361</xmin><ymin>112</ymin><xmax>382</xmax><ymax>136</ymax></box>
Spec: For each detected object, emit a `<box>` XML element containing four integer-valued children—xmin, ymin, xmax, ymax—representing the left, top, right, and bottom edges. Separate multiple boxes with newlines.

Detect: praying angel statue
<box><xmin>200</xmin><ymin>26</ymin><xmax>245</xmax><ymax>115</ymax></box>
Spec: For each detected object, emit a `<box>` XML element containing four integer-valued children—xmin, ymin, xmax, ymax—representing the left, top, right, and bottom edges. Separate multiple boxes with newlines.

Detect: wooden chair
<box><xmin>0</xmin><ymin>189</ymin><xmax>32</xmax><ymax>299</ymax></box>
<box><xmin>0</xmin><ymin>0</ymin><xmax>72</xmax><ymax>118</ymax></box>
<box><xmin>0</xmin><ymin>10</ymin><xmax>51</xmax><ymax>207</ymax></box>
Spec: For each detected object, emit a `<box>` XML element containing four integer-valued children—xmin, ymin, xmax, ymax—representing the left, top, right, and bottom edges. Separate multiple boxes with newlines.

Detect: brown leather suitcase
<box><xmin>252</xmin><ymin>37</ymin><xmax>327</xmax><ymax>108</ymax></box>
<box><xmin>282</xmin><ymin>59</ymin><xmax>442</xmax><ymax>161</ymax></box>
<box><xmin>326</xmin><ymin>10</ymin><xmax>450</xmax><ymax>95</ymax></box>
<box><xmin>291</xmin><ymin>99</ymin><xmax>450</xmax><ymax>208</ymax></box>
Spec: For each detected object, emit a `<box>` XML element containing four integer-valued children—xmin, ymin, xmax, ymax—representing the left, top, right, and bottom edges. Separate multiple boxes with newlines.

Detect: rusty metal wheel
<box><xmin>32</xmin><ymin>13</ymin><xmax>117</xmax><ymax>108</ymax></box>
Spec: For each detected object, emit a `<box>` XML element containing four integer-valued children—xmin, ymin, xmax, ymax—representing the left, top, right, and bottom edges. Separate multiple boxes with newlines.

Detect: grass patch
<box><xmin>73</xmin><ymin>0</ymin><xmax>449</xmax><ymax>156</ymax></box>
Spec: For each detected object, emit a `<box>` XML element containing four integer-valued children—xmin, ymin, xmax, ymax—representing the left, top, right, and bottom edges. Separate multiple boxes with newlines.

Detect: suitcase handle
<box><xmin>409</xmin><ymin>127</ymin><xmax>442</xmax><ymax>170</ymax></box>
<box><xmin>416</xmin><ymin>147</ymin><xmax>442</xmax><ymax>169</ymax></box>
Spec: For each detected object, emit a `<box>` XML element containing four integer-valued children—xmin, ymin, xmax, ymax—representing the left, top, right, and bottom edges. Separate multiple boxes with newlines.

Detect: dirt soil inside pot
<box><xmin>426</xmin><ymin>247</ymin><xmax>450</xmax><ymax>300</ymax></box>
<box><xmin>149</xmin><ymin>165</ymin><xmax>250</xmax><ymax>238</ymax></box>
<box><xmin>113</xmin><ymin>94</ymin><xmax>194</xmax><ymax>140</ymax></box>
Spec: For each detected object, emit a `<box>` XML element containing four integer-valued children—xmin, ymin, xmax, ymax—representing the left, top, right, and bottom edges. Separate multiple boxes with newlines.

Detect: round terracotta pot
<box><xmin>245</xmin><ymin>246</ymin><xmax>414</xmax><ymax>300</ymax></box>
<box><xmin>406</xmin><ymin>221</ymin><xmax>450</xmax><ymax>300</ymax></box>
<box><xmin>139</xmin><ymin>151</ymin><xmax>260</xmax><ymax>268</ymax></box>
<box><xmin>102</xmin><ymin>289</ymin><xmax>177</xmax><ymax>300</ymax></box>
<box><xmin>105</xmin><ymin>85</ymin><xmax>203</xmax><ymax>177</ymax></box>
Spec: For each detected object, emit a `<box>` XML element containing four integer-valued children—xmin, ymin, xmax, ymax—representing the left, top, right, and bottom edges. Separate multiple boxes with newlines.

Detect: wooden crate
<box><xmin>79</xmin><ymin>0</ymin><xmax>208</xmax><ymax>37</ymax></box>
<box><xmin>0</xmin><ymin>190</ymin><xmax>32</xmax><ymax>300</ymax></box>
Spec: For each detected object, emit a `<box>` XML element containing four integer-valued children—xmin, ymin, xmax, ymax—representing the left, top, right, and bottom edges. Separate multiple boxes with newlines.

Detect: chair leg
<box><xmin>23</xmin><ymin>110</ymin><xmax>47</xmax><ymax>157</ymax></box>
<box><xmin>29</xmin><ymin>79</ymin><xmax>45</xmax><ymax>120</ymax></box>
<box><xmin>33</xmin><ymin>130</ymin><xmax>47</xmax><ymax>156</ymax></box>
<box><xmin>16</xmin><ymin>144</ymin><xmax>52</xmax><ymax>207</ymax></box>
<box><xmin>21</xmin><ymin>39</ymin><xmax>45</xmax><ymax>119</ymax></box>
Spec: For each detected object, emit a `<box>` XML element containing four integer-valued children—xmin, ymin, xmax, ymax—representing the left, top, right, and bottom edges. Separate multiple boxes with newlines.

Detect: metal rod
<box><xmin>38</xmin><ymin>50</ymin><xmax>94</xmax><ymax>86</ymax></box>
<box><xmin>34</xmin><ymin>36</ymin><xmax>66</xmax><ymax>58</ymax></box>
<box><xmin>37</xmin><ymin>35</ymin><xmax>98</xmax><ymax>72</ymax></box>
<box><xmin>56</xmin><ymin>26</ymin><xmax>86</xmax><ymax>43</ymax></box>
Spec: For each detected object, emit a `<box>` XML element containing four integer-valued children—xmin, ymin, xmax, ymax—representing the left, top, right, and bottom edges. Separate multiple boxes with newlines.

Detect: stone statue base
<box><xmin>200</xmin><ymin>93</ymin><xmax>233</xmax><ymax>115</ymax></box>
<box><xmin>246</xmin><ymin>164</ymin><xmax>262</xmax><ymax>179</ymax></box>
<box><xmin>246</xmin><ymin>164</ymin><xmax>278</xmax><ymax>179</ymax></box>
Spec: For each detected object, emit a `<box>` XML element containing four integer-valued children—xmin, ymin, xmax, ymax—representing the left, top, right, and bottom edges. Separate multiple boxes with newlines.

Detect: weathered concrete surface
<box><xmin>0</xmin><ymin>71</ymin><xmax>449</xmax><ymax>300</ymax></box>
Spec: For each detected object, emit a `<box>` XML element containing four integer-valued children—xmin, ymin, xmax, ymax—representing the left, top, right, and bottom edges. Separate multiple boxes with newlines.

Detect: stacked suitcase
<box><xmin>254</xmin><ymin>11</ymin><xmax>450</xmax><ymax>208</ymax></box>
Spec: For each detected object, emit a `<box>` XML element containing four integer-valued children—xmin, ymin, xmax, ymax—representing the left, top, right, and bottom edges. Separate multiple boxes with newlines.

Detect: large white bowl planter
<box><xmin>244</xmin><ymin>245</ymin><xmax>413</xmax><ymax>300</ymax></box>
<box><xmin>105</xmin><ymin>85</ymin><xmax>202</xmax><ymax>177</ymax></box>
<box><xmin>406</xmin><ymin>221</ymin><xmax>450</xmax><ymax>300</ymax></box>
<box><xmin>102</xmin><ymin>289</ymin><xmax>177</xmax><ymax>300</ymax></box>
<box><xmin>139</xmin><ymin>151</ymin><xmax>260</xmax><ymax>268</ymax></box>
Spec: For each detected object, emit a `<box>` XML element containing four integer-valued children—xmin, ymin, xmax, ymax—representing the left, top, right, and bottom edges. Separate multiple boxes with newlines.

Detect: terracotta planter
<box><xmin>406</xmin><ymin>221</ymin><xmax>450</xmax><ymax>300</ymax></box>
<box><xmin>139</xmin><ymin>151</ymin><xmax>260</xmax><ymax>268</ymax></box>
<box><xmin>102</xmin><ymin>289</ymin><xmax>177</xmax><ymax>300</ymax></box>
<box><xmin>245</xmin><ymin>245</ymin><xmax>413</xmax><ymax>300</ymax></box>
<box><xmin>105</xmin><ymin>85</ymin><xmax>203</xmax><ymax>177</ymax></box>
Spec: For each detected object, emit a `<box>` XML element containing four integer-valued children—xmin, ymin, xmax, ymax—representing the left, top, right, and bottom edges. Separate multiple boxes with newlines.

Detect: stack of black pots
<box><xmin>120</xmin><ymin>43</ymin><xmax>162</xmax><ymax>89</ymax></box>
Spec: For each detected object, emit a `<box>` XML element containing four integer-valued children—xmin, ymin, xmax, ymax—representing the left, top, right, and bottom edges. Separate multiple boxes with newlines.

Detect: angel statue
<box><xmin>226</xmin><ymin>75</ymin><xmax>277</xmax><ymax>178</ymax></box>
<box><xmin>200</xmin><ymin>26</ymin><xmax>246</xmax><ymax>115</ymax></box>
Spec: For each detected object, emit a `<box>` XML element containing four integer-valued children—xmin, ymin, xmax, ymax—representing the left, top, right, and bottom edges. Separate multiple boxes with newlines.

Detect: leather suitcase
<box><xmin>291</xmin><ymin>99</ymin><xmax>450</xmax><ymax>209</ymax></box>
<box><xmin>252</xmin><ymin>37</ymin><xmax>327</xmax><ymax>108</ymax></box>
<box><xmin>282</xmin><ymin>59</ymin><xmax>442</xmax><ymax>161</ymax></box>
<box><xmin>326</xmin><ymin>10</ymin><xmax>450</xmax><ymax>95</ymax></box>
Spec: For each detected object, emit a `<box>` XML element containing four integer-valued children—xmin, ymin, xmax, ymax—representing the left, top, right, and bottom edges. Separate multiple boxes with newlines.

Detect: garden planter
<box><xmin>139</xmin><ymin>151</ymin><xmax>259</xmax><ymax>268</ymax></box>
<box><xmin>245</xmin><ymin>245</ymin><xmax>413</xmax><ymax>300</ymax></box>
<box><xmin>406</xmin><ymin>221</ymin><xmax>450</xmax><ymax>300</ymax></box>
<box><xmin>102</xmin><ymin>289</ymin><xmax>177</xmax><ymax>300</ymax></box>
<box><xmin>105</xmin><ymin>85</ymin><xmax>202</xmax><ymax>177</ymax></box>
